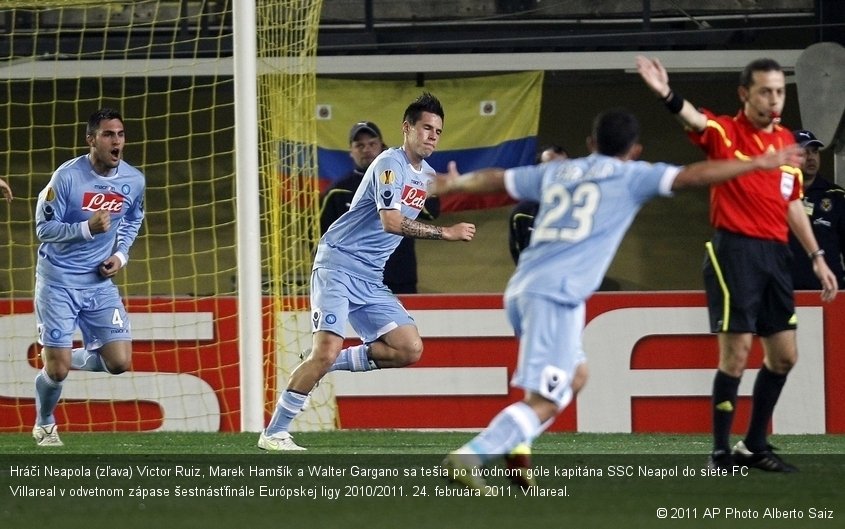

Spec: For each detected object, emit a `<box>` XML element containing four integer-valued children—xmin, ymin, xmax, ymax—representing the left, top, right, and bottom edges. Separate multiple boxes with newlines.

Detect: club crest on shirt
<box><xmin>379</xmin><ymin>170</ymin><xmax>395</xmax><ymax>185</ymax></box>
<box><xmin>311</xmin><ymin>309</ymin><xmax>336</xmax><ymax>329</ymax></box>
<box><xmin>400</xmin><ymin>185</ymin><xmax>426</xmax><ymax>210</ymax></box>
<box><xmin>820</xmin><ymin>197</ymin><xmax>832</xmax><ymax>213</ymax></box>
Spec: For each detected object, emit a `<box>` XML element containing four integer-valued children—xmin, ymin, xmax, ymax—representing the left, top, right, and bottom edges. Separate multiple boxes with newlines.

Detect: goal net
<box><xmin>255</xmin><ymin>1</ymin><xmax>335</xmax><ymax>431</ymax></box>
<box><xmin>0</xmin><ymin>0</ymin><xmax>330</xmax><ymax>433</ymax></box>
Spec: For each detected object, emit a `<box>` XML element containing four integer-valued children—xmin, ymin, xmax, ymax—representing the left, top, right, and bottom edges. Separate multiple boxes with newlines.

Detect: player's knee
<box><xmin>719</xmin><ymin>354</ymin><xmax>748</xmax><ymax>377</ymax></box>
<box><xmin>310</xmin><ymin>347</ymin><xmax>342</xmax><ymax>373</ymax></box>
<box><xmin>397</xmin><ymin>339</ymin><xmax>423</xmax><ymax>366</ymax></box>
<box><xmin>101</xmin><ymin>355</ymin><xmax>132</xmax><ymax>375</ymax></box>
<box><xmin>45</xmin><ymin>365</ymin><xmax>70</xmax><ymax>383</ymax></box>
<box><xmin>41</xmin><ymin>348</ymin><xmax>71</xmax><ymax>381</ymax></box>
<box><xmin>313</xmin><ymin>357</ymin><xmax>336</xmax><ymax>375</ymax></box>
<box><xmin>100</xmin><ymin>345</ymin><xmax>132</xmax><ymax>374</ymax></box>
<box><xmin>103</xmin><ymin>356</ymin><xmax>131</xmax><ymax>375</ymax></box>
<box><xmin>768</xmin><ymin>355</ymin><xmax>796</xmax><ymax>375</ymax></box>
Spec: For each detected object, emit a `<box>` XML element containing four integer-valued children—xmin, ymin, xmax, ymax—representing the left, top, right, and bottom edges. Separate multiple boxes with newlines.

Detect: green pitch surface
<box><xmin>1</xmin><ymin>431</ymin><xmax>843</xmax><ymax>529</ymax></box>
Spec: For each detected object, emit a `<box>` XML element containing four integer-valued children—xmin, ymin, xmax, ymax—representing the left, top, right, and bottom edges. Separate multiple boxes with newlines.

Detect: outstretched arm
<box><xmin>429</xmin><ymin>162</ymin><xmax>506</xmax><ymax>196</ymax></box>
<box><xmin>672</xmin><ymin>144</ymin><xmax>803</xmax><ymax>190</ymax></box>
<box><xmin>635</xmin><ymin>55</ymin><xmax>708</xmax><ymax>132</ymax></box>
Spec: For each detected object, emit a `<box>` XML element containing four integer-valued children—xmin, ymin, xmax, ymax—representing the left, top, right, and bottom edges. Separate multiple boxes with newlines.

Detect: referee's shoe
<box><xmin>732</xmin><ymin>440</ymin><xmax>797</xmax><ymax>473</ymax></box>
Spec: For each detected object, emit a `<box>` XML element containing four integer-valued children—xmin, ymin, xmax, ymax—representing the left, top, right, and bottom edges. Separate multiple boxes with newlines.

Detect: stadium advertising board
<box><xmin>1</xmin><ymin>293</ymin><xmax>843</xmax><ymax>433</ymax></box>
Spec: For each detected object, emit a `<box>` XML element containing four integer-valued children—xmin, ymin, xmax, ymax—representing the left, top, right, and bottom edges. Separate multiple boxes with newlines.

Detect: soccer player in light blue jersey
<box><xmin>259</xmin><ymin>92</ymin><xmax>477</xmax><ymax>451</ymax></box>
<box><xmin>432</xmin><ymin>109</ymin><xmax>801</xmax><ymax>492</ymax></box>
<box><xmin>32</xmin><ymin>108</ymin><xmax>145</xmax><ymax>447</ymax></box>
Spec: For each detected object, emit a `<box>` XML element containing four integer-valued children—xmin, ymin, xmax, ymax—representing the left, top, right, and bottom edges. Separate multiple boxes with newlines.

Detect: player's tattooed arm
<box><xmin>381</xmin><ymin>208</ymin><xmax>474</xmax><ymax>241</ymax></box>
<box><xmin>401</xmin><ymin>217</ymin><xmax>443</xmax><ymax>240</ymax></box>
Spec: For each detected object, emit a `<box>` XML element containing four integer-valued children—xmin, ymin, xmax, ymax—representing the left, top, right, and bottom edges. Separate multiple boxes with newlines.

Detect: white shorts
<box><xmin>505</xmin><ymin>294</ymin><xmax>586</xmax><ymax>408</ymax></box>
<box><xmin>34</xmin><ymin>279</ymin><xmax>132</xmax><ymax>349</ymax></box>
<box><xmin>310</xmin><ymin>267</ymin><xmax>416</xmax><ymax>343</ymax></box>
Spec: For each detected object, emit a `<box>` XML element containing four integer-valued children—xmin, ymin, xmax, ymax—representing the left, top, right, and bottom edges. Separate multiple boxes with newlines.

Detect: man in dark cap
<box><xmin>789</xmin><ymin>129</ymin><xmax>845</xmax><ymax>289</ymax></box>
<box><xmin>320</xmin><ymin>120</ymin><xmax>440</xmax><ymax>293</ymax></box>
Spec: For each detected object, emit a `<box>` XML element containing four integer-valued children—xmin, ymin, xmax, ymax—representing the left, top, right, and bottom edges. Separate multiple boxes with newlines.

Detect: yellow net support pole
<box><xmin>256</xmin><ymin>1</ymin><xmax>332</xmax><ymax>431</ymax></box>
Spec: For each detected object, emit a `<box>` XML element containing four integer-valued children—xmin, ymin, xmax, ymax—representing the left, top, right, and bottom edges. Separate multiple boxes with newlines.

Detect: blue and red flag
<box><xmin>315</xmin><ymin>71</ymin><xmax>543</xmax><ymax>211</ymax></box>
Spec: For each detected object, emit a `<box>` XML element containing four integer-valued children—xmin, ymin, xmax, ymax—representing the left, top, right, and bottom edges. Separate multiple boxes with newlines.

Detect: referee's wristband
<box><xmin>808</xmin><ymin>249</ymin><xmax>826</xmax><ymax>260</ymax></box>
<box><xmin>660</xmin><ymin>90</ymin><xmax>684</xmax><ymax>114</ymax></box>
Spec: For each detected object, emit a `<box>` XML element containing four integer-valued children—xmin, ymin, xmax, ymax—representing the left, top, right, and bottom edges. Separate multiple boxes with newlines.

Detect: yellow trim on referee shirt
<box><xmin>705</xmin><ymin>119</ymin><xmax>732</xmax><ymax>148</ymax></box>
<box><xmin>705</xmin><ymin>240</ymin><xmax>730</xmax><ymax>332</ymax></box>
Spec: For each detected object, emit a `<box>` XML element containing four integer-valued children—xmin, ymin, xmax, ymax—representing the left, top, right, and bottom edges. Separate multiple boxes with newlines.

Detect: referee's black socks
<box><xmin>745</xmin><ymin>366</ymin><xmax>787</xmax><ymax>452</ymax></box>
<box><xmin>712</xmin><ymin>370</ymin><xmax>741</xmax><ymax>452</ymax></box>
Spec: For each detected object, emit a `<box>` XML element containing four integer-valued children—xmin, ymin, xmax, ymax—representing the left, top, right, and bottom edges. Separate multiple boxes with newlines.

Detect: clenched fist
<box><xmin>88</xmin><ymin>210</ymin><xmax>111</xmax><ymax>234</ymax></box>
<box><xmin>98</xmin><ymin>255</ymin><xmax>123</xmax><ymax>278</ymax></box>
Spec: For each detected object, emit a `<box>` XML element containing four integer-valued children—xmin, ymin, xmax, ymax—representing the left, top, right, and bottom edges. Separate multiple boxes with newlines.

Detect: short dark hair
<box><xmin>403</xmin><ymin>92</ymin><xmax>444</xmax><ymax>124</ymax></box>
<box><xmin>593</xmin><ymin>109</ymin><xmax>639</xmax><ymax>157</ymax></box>
<box><xmin>739</xmin><ymin>58</ymin><xmax>782</xmax><ymax>88</ymax></box>
<box><xmin>87</xmin><ymin>108</ymin><xmax>124</xmax><ymax>137</ymax></box>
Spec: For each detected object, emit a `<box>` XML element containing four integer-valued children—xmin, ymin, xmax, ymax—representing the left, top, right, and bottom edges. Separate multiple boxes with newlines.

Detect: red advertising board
<box><xmin>1</xmin><ymin>292</ymin><xmax>842</xmax><ymax>433</ymax></box>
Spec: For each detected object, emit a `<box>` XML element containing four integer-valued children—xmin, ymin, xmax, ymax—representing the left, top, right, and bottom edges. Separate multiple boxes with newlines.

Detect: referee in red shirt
<box><xmin>637</xmin><ymin>56</ymin><xmax>838</xmax><ymax>472</ymax></box>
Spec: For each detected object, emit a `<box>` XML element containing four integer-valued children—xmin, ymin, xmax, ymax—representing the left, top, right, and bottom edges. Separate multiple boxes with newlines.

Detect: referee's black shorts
<box><xmin>703</xmin><ymin>229</ymin><xmax>796</xmax><ymax>336</ymax></box>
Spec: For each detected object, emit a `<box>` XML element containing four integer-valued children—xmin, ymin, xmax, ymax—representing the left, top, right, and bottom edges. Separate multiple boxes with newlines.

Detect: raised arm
<box><xmin>635</xmin><ymin>55</ymin><xmax>708</xmax><ymax>132</ymax></box>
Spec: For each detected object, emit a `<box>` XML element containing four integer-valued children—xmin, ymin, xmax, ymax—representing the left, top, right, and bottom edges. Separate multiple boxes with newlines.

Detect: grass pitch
<box><xmin>1</xmin><ymin>431</ymin><xmax>843</xmax><ymax>529</ymax></box>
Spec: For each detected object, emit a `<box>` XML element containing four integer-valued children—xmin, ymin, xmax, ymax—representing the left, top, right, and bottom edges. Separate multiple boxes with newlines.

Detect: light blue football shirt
<box><xmin>35</xmin><ymin>155</ymin><xmax>146</xmax><ymax>288</ymax></box>
<box><xmin>314</xmin><ymin>147</ymin><xmax>433</xmax><ymax>283</ymax></box>
<box><xmin>504</xmin><ymin>154</ymin><xmax>680</xmax><ymax>304</ymax></box>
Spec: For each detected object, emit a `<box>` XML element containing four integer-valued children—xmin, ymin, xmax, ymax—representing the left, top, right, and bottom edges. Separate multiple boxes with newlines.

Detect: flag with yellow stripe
<box><xmin>315</xmin><ymin>71</ymin><xmax>543</xmax><ymax>187</ymax></box>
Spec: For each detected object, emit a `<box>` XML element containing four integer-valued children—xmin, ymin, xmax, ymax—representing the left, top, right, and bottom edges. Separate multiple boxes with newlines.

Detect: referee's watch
<box><xmin>808</xmin><ymin>249</ymin><xmax>826</xmax><ymax>260</ymax></box>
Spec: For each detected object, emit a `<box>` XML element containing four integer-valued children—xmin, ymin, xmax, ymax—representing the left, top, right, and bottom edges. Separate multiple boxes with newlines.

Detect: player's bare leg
<box><xmin>506</xmin><ymin>363</ymin><xmax>589</xmax><ymax>488</ymax></box>
<box><xmin>367</xmin><ymin>324</ymin><xmax>423</xmax><ymax>368</ymax></box>
<box><xmin>761</xmin><ymin>330</ymin><xmax>797</xmax><ymax>374</ymax></box>
<box><xmin>446</xmin><ymin>363</ymin><xmax>588</xmax><ymax>491</ymax></box>
<box><xmin>717</xmin><ymin>332</ymin><xmax>753</xmax><ymax>377</ymax></box>
<box><xmin>77</xmin><ymin>340</ymin><xmax>132</xmax><ymax>374</ymax></box>
<box><xmin>288</xmin><ymin>330</ymin><xmax>344</xmax><ymax>393</ymax></box>
<box><xmin>259</xmin><ymin>330</ymin><xmax>343</xmax><ymax>451</ymax></box>
<box><xmin>319</xmin><ymin>324</ymin><xmax>423</xmax><ymax>374</ymax></box>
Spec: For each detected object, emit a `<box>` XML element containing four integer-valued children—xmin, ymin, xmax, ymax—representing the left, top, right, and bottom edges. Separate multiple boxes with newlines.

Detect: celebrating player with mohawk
<box><xmin>259</xmin><ymin>92</ymin><xmax>476</xmax><ymax>451</ymax></box>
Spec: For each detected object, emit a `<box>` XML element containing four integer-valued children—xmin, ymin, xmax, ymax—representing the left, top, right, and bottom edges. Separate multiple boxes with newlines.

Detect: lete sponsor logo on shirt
<box><xmin>400</xmin><ymin>185</ymin><xmax>426</xmax><ymax>210</ymax></box>
<box><xmin>82</xmin><ymin>192</ymin><xmax>124</xmax><ymax>212</ymax></box>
